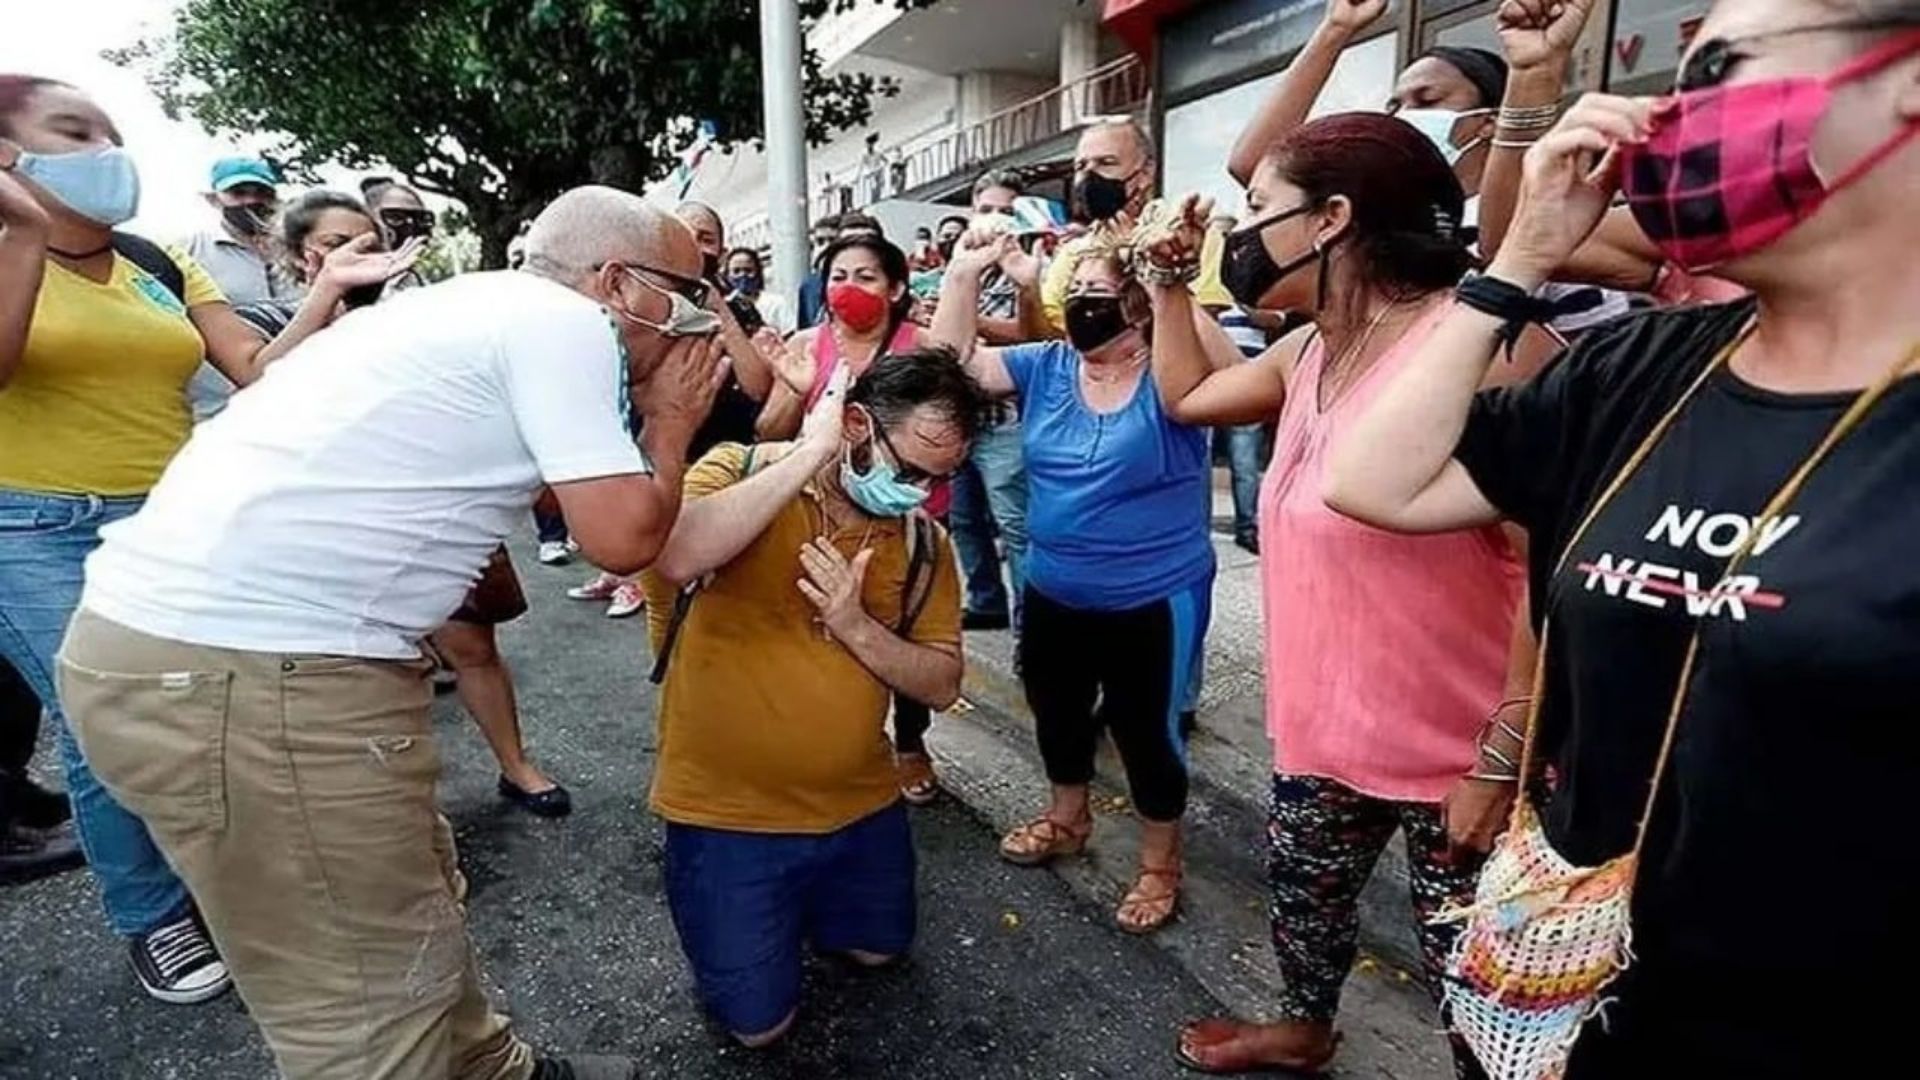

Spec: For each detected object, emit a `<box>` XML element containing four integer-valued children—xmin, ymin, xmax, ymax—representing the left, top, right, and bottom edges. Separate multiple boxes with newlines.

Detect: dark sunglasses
<box><xmin>603</xmin><ymin>261</ymin><xmax>711</xmax><ymax>307</ymax></box>
<box><xmin>1678</xmin><ymin>16</ymin><xmax>1920</xmax><ymax>91</ymax></box>
<box><xmin>378</xmin><ymin>208</ymin><xmax>435</xmax><ymax>230</ymax></box>
<box><xmin>871</xmin><ymin>420</ymin><xmax>953</xmax><ymax>488</ymax></box>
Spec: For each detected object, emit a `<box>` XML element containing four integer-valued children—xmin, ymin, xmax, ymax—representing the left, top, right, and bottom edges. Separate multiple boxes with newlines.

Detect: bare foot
<box><xmin>1176</xmin><ymin>1018</ymin><xmax>1338</xmax><ymax>1074</ymax></box>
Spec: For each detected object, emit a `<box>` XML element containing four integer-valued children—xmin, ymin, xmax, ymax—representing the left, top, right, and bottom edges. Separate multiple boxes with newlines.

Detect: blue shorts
<box><xmin>663</xmin><ymin>801</ymin><xmax>916</xmax><ymax>1036</ymax></box>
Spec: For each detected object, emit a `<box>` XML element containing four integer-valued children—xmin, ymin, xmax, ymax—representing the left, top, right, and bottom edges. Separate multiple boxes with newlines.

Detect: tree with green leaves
<box><xmin>113</xmin><ymin>0</ymin><xmax>934</xmax><ymax>266</ymax></box>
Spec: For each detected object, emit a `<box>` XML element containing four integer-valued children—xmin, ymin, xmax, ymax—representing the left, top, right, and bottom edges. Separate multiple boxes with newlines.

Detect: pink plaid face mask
<box><xmin>1621</xmin><ymin>29</ymin><xmax>1920</xmax><ymax>273</ymax></box>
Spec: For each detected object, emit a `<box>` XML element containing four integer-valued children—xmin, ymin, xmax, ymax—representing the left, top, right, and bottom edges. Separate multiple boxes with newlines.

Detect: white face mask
<box><xmin>618</xmin><ymin>267</ymin><xmax>720</xmax><ymax>337</ymax></box>
<box><xmin>1396</xmin><ymin>108</ymin><xmax>1493</xmax><ymax>167</ymax></box>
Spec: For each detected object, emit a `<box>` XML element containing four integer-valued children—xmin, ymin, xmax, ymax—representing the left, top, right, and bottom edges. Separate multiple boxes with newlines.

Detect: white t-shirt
<box><xmin>83</xmin><ymin>271</ymin><xmax>647</xmax><ymax>659</ymax></box>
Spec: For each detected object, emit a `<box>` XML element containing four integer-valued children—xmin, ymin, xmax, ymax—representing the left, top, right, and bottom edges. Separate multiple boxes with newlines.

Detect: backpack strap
<box><xmin>111</xmin><ymin>232</ymin><xmax>186</xmax><ymax>306</ymax></box>
<box><xmin>895</xmin><ymin>513</ymin><xmax>940</xmax><ymax>636</ymax></box>
<box><xmin>647</xmin><ymin>446</ymin><xmax>759</xmax><ymax>687</ymax></box>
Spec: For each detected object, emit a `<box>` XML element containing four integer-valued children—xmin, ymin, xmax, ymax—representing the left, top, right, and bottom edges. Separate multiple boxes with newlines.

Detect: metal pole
<box><xmin>760</xmin><ymin>0</ymin><xmax>809</xmax><ymax>308</ymax></box>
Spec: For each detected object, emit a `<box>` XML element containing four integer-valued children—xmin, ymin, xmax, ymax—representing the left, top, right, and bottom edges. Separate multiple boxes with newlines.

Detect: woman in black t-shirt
<box><xmin>1325</xmin><ymin>2</ymin><xmax>1920</xmax><ymax>1076</ymax></box>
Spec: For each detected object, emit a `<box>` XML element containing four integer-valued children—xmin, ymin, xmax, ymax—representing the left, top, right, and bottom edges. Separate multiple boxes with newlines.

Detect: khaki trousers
<box><xmin>58</xmin><ymin>610</ymin><xmax>535</xmax><ymax>1080</ymax></box>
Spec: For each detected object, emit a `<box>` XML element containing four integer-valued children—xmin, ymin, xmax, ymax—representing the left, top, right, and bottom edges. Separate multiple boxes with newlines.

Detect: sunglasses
<box><xmin>1677</xmin><ymin>16</ymin><xmax>1920</xmax><ymax>91</ymax></box>
<box><xmin>870</xmin><ymin>420</ymin><xmax>952</xmax><ymax>487</ymax></box>
<box><xmin>606</xmin><ymin>262</ymin><xmax>711</xmax><ymax>307</ymax></box>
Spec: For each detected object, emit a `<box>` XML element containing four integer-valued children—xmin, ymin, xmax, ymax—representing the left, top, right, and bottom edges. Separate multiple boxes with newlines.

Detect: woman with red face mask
<box><xmin>1327</xmin><ymin>2</ymin><xmax>1920</xmax><ymax>1076</ymax></box>
<box><xmin>755</xmin><ymin>234</ymin><xmax>922</xmax><ymax>442</ymax></box>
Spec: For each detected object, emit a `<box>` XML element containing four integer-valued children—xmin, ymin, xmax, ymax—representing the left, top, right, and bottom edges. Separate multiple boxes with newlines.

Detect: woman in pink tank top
<box><xmin>1141</xmin><ymin>114</ymin><xmax>1560</xmax><ymax>1078</ymax></box>
<box><xmin>755</xmin><ymin>235</ymin><xmax>923</xmax><ymax>441</ymax></box>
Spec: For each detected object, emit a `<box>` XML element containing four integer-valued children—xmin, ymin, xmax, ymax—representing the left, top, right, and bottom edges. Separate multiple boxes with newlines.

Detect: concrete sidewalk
<box><xmin>923</xmin><ymin>478</ymin><xmax>1451</xmax><ymax>1077</ymax></box>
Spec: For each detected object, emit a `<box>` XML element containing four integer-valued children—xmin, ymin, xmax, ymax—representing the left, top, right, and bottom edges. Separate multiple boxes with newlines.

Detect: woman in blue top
<box><xmin>932</xmin><ymin>232</ymin><xmax>1215</xmax><ymax>933</ymax></box>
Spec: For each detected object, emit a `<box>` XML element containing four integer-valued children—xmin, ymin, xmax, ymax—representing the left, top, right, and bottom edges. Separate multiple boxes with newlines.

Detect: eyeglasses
<box><xmin>607</xmin><ymin>261</ymin><xmax>711</xmax><ymax>307</ymax></box>
<box><xmin>871</xmin><ymin>422</ymin><xmax>952</xmax><ymax>487</ymax></box>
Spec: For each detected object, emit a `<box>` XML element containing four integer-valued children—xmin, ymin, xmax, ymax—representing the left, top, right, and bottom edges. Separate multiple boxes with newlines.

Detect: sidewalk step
<box><xmin>926</xmin><ymin>664</ymin><xmax>1457</xmax><ymax>1079</ymax></box>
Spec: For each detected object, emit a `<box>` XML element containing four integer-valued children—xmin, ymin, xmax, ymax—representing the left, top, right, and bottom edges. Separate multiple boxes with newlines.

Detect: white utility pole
<box><xmin>759</xmin><ymin>0</ymin><xmax>810</xmax><ymax>306</ymax></box>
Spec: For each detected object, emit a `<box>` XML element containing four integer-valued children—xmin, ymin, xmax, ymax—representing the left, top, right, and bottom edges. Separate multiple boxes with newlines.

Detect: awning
<box><xmin>1102</xmin><ymin>0</ymin><xmax>1196</xmax><ymax>57</ymax></box>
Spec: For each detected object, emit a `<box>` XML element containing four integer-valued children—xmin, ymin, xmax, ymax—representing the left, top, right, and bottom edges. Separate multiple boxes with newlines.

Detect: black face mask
<box><xmin>222</xmin><ymin>203</ymin><xmax>274</xmax><ymax>238</ymax></box>
<box><xmin>1221</xmin><ymin>205</ymin><xmax>1321</xmax><ymax>311</ymax></box>
<box><xmin>1064</xmin><ymin>294</ymin><xmax>1131</xmax><ymax>353</ymax></box>
<box><xmin>701</xmin><ymin>252</ymin><xmax>721</xmax><ymax>282</ymax></box>
<box><xmin>1070</xmin><ymin>169</ymin><xmax>1136</xmax><ymax>223</ymax></box>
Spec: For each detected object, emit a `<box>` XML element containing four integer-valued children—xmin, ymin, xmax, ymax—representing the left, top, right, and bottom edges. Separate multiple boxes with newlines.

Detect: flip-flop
<box><xmin>1172</xmin><ymin>1019</ymin><xmax>1339</xmax><ymax>1076</ymax></box>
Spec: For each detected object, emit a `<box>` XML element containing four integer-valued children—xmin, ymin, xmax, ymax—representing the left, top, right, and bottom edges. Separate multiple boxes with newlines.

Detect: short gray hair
<box><xmin>971</xmin><ymin>169</ymin><xmax>1024</xmax><ymax>199</ymax></box>
<box><xmin>524</xmin><ymin>186</ymin><xmax>676</xmax><ymax>284</ymax></box>
<box><xmin>1088</xmin><ymin>115</ymin><xmax>1155</xmax><ymax>165</ymax></box>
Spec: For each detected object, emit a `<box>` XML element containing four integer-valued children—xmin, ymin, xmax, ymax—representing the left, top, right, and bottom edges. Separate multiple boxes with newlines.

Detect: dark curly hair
<box><xmin>847</xmin><ymin>344</ymin><xmax>1001</xmax><ymax>443</ymax></box>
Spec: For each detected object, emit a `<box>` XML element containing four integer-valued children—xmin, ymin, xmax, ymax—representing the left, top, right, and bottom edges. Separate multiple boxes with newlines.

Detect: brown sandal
<box><xmin>1116</xmin><ymin>862</ymin><xmax>1182</xmax><ymax>935</ymax></box>
<box><xmin>896</xmin><ymin>752</ymin><xmax>940</xmax><ymax>806</ymax></box>
<box><xmin>998</xmin><ymin>814</ymin><xmax>1092</xmax><ymax>866</ymax></box>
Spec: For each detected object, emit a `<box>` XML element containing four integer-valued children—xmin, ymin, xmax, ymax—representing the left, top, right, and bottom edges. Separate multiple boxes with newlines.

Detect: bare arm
<box><xmin>1226</xmin><ymin>3</ymin><xmax>1384</xmax><ymax>184</ymax></box>
<box><xmin>557</xmin><ymin>335</ymin><xmax>728</xmax><ymax>574</ymax></box>
<box><xmin>711</xmin><ymin>294</ymin><xmax>773</xmax><ymax>402</ymax></box>
<box><xmin>833</xmin><ymin>615</ymin><xmax>962</xmax><ymax>709</ymax></box>
<box><xmin>654</xmin><ymin>372</ymin><xmax>847</xmax><ymax>586</ymax></box>
<box><xmin>798</xmin><ymin>538</ymin><xmax>963</xmax><ymax>709</ymax></box>
<box><xmin>978</xmin><ymin>315</ymin><xmax>1026</xmax><ymax>347</ymax></box>
<box><xmin>1147</xmin><ymin>282</ymin><xmax>1289</xmax><ymax>426</ymax></box>
<box><xmin>198</xmin><ymin>234</ymin><xmax>425</xmax><ymax>387</ymax></box>
<box><xmin>926</xmin><ymin>243</ymin><xmax>1018</xmax><ymax>398</ymax></box>
<box><xmin>1480</xmin><ymin>2</ymin><xmax>1660</xmax><ymax>291</ymax></box>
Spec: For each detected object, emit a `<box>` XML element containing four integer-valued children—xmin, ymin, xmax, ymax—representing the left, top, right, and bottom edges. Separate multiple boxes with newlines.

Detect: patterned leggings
<box><xmin>1267</xmin><ymin>773</ymin><xmax>1487</xmax><ymax>1077</ymax></box>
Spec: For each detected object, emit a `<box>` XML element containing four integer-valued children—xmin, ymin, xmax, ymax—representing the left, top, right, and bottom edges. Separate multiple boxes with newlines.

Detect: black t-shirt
<box><xmin>1455</xmin><ymin>300</ymin><xmax>1920</xmax><ymax>1071</ymax></box>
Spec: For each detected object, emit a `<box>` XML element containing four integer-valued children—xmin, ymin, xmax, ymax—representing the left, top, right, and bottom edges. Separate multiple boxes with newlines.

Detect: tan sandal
<box><xmin>896</xmin><ymin>752</ymin><xmax>940</xmax><ymax>806</ymax></box>
<box><xmin>998</xmin><ymin>814</ymin><xmax>1092</xmax><ymax>867</ymax></box>
<box><xmin>1117</xmin><ymin>862</ymin><xmax>1182</xmax><ymax>935</ymax></box>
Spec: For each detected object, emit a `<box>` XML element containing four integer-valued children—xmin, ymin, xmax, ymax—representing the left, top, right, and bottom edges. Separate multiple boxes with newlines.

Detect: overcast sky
<box><xmin>1</xmin><ymin>0</ymin><xmax>397</xmax><ymax>240</ymax></box>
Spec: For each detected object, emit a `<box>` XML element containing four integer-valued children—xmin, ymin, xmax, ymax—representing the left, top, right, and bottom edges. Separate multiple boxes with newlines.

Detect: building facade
<box><xmin>663</xmin><ymin>0</ymin><xmax>1710</xmax><ymax>293</ymax></box>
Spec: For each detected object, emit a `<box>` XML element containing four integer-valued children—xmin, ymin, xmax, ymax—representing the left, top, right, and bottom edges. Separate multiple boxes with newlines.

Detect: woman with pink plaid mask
<box><xmin>1327</xmin><ymin>1</ymin><xmax>1920</xmax><ymax>1076</ymax></box>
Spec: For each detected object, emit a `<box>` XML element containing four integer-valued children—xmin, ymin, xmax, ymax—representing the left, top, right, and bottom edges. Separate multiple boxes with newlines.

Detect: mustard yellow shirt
<box><xmin>0</xmin><ymin>249</ymin><xmax>224</xmax><ymax>495</ymax></box>
<box><xmin>645</xmin><ymin>443</ymin><xmax>963</xmax><ymax>834</ymax></box>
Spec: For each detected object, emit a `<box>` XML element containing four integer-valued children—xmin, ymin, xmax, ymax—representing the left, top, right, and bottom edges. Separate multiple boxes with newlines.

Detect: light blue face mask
<box><xmin>1395</xmin><ymin>108</ymin><xmax>1492</xmax><ymax>168</ymax></box>
<box><xmin>841</xmin><ymin>414</ymin><xmax>930</xmax><ymax>518</ymax></box>
<box><xmin>13</xmin><ymin>144</ymin><xmax>141</xmax><ymax>226</ymax></box>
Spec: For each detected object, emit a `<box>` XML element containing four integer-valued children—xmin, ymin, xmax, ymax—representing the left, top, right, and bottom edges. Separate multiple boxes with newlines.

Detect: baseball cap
<box><xmin>210</xmin><ymin>156</ymin><xmax>279</xmax><ymax>193</ymax></box>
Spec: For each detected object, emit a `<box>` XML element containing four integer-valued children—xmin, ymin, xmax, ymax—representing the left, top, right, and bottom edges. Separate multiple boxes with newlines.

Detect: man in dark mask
<box><xmin>1031</xmin><ymin>118</ymin><xmax>1156</xmax><ymax>338</ymax></box>
<box><xmin>181</xmin><ymin>155</ymin><xmax>302</xmax><ymax>420</ymax></box>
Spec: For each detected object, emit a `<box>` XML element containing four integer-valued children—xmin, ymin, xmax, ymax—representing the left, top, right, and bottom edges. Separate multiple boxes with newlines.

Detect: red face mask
<box><xmin>827</xmin><ymin>282</ymin><xmax>891</xmax><ymax>333</ymax></box>
<box><xmin>1620</xmin><ymin>30</ymin><xmax>1920</xmax><ymax>273</ymax></box>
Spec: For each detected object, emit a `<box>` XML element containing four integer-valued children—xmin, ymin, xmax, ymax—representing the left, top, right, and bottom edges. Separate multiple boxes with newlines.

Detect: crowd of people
<box><xmin>2</xmin><ymin>0</ymin><xmax>1918</xmax><ymax>1077</ymax></box>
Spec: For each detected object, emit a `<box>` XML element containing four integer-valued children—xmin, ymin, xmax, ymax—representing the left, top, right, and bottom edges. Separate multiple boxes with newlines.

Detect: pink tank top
<box><xmin>1260</xmin><ymin>300</ymin><xmax>1524</xmax><ymax>802</ymax></box>
<box><xmin>803</xmin><ymin>322</ymin><xmax>920</xmax><ymax>410</ymax></box>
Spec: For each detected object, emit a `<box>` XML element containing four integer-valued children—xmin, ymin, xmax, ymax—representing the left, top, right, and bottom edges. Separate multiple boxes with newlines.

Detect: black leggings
<box><xmin>893</xmin><ymin>696</ymin><xmax>931</xmax><ymax>756</ymax></box>
<box><xmin>1018</xmin><ymin>582</ymin><xmax>1210</xmax><ymax>823</ymax></box>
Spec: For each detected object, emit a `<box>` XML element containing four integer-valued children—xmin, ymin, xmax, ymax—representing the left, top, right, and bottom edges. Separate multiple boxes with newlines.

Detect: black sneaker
<box><xmin>532</xmin><ymin>1054</ymin><xmax>640</xmax><ymax>1080</ymax></box>
<box><xmin>129</xmin><ymin>910</ymin><xmax>231</xmax><ymax>1004</ymax></box>
<box><xmin>0</xmin><ymin>818</ymin><xmax>84</xmax><ymax>885</ymax></box>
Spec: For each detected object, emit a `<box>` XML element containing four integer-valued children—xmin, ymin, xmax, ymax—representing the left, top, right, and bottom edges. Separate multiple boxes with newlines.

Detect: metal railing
<box><xmin>818</xmin><ymin>54</ymin><xmax>1148</xmax><ymax>216</ymax></box>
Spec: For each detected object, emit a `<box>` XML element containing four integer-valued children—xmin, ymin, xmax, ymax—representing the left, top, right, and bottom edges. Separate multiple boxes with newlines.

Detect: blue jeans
<box><xmin>533</xmin><ymin>507</ymin><xmax>568</xmax><ymax>545</ymax></box>
<box><xmin>664</xmin><ymin>802</ymin><xmax>916</xmax><ymax>1035</ymax></box>
<box><xmin>1224</xmin><ymin>423</ymin><xmax>1271</xmax><ymax>544</ymax></box>
<box><xmin>0</xmin><ymin>488</ymin><xmax>190</xmax><ymax>935</ymax></box>
<box><xmin>947</xmin><ymin>422</ymin><xmax>1028</xmax><ymax>627</ymax></box>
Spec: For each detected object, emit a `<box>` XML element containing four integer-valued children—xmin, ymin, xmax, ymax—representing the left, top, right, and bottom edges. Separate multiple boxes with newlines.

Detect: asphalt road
<box><xmin>0</xmin><ymin>544</ymin><xmax>1228</xmax><ymax>1080</ymax></box>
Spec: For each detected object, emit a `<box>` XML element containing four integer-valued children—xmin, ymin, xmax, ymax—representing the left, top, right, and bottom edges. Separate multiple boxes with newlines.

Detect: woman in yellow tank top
<box><xmin>0</xmin><ymin>74</ymin><xmax>418</xmax><ymax>1005</ymax></box>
